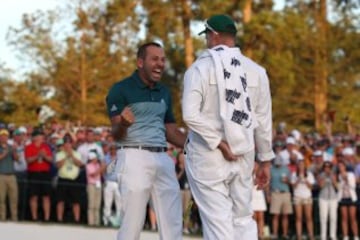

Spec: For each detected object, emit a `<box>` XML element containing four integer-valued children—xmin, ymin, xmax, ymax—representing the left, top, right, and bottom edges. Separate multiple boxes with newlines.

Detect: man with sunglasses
<box><xmin>182</xmin><ymin>14</ymin><xmax>274</xmax><ymax>239</ymax></box>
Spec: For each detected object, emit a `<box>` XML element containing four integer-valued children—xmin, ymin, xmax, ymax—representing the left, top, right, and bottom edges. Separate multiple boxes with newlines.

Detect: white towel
<box><xmin>208</xmin><ymin>45</ymin><xmax>255</xmax><ymax>155</ymax></box>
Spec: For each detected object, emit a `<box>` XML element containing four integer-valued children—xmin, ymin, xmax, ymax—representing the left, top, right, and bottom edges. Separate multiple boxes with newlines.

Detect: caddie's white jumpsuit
<box><xmin>182</xmin><ymin>47</ymin><xmax>275</xmax><ymax>240</ymax></box>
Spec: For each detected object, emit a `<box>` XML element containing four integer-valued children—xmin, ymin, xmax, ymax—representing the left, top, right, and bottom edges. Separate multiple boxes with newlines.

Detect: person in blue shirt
<box><xmin>269</xmin><ymin>157</ymin><xmax>293</xmax><ymax>239</ymax></box>
<box><xmin>106</xmin><ymin>42</ymin><xmax>186</xmax><ymax>240</ymax></box>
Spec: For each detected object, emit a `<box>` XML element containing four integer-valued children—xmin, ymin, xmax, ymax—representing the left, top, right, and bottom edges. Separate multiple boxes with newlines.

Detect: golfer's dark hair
<box><xmin>137</xmin><ymin>42</ymin><xmax>162</xmax><ymax>59</ymax></box>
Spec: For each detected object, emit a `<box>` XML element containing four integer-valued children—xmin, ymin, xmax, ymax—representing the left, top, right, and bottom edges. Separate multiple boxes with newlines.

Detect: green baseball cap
<box><xmin>198</xmin><ymin>14</ymin><xmax>237</xmax><ymax>35</ymax></box>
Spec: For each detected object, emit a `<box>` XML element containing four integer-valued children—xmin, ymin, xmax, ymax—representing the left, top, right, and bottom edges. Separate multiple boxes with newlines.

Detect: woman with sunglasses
<box><xmin>318</xmin><ymin>161</ymin><xmax>338</xmax><ymax>240</ymax></box>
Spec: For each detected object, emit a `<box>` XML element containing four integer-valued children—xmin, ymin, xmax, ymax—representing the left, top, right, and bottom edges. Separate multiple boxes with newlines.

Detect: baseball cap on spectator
<box><xmin>13</xmin><ymin>129</ymin><xmax>22</xmax><ymax>136</ymax></box>
<box><xmin>0</xmin><ymin>129</ymin><xmax>9</xmax><ymax>136</ymax></box>
<box><xmin>18</xmin><ymin>126</ymin><xmax>27</xmax><ymax>134</ymax></box>
<box><xmin>291</xmin><ymin>129</ymin><xmax>301</xmax><ymax>142</ymax></box>
<box><xmin>50</xmin><ymin>132</ymin><xmax>60</xmax><ymax>139</ymax></box>
<box><xmin>313</xmin><ymin>150</ymin><xmax>323</xmax><ymax>157</ymax></box>
<box><xmin>94</xmin><ymin>127</ymin><xmax>102</xmax><ymax>135</ymax></box>
<box><xmin>286</xmin><ymin>137</ymin><xmax>296</xmax><ymax>145</ymax></box>
<box><xmin>342</xmin><ymin>147</ymin><xmax>354</xmax><ymax>156</ymax></box>
<box><xmin>198</xmin><ymin>14</ymin><xmax>237</xmax><ymax>35</ymax></box>
<box><xmin>56</xmin><ymin>138</ymin><xmax>64</xmax><ymax>146</ymax></box>
<box><xmin>88</xmin><ymin>152</ymin><xmax>97</xmax><ymax>160</ymax></box>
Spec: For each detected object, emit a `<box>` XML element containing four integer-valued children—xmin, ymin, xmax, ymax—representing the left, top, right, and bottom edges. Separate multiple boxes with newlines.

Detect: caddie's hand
<box><xmin>255</xmin><ymin>161</ymin><xmax>271</xmax><ymax>190</ymax></box>
<box><xmin>120</xmin><ymin>107</ymin><xmax>135</xmax><ymax>127</ymax></box>
<box><xmin>218</xmin><ymin>141</ymin><xmax>238</xmax><ymax>161</ymax></box>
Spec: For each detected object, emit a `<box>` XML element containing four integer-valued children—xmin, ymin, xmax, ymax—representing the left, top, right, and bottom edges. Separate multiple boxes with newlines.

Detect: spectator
<box><xmin>55</xmin><ymin>136</ymin><xmax>83</xmax><ymax>223</ymax></box>
<box><xmin>308</xmin><ymin>150</ymin><xmax>325</xmax><ymax>178</ymax></box>
<box><xmin>0</xmin><ymin>129</ymin><xmax>19</xmax><ymax>221</ymax></box>
<box><xmin>77</xmin><ymin>128</ymin><xmax>105</xmax><ymax>217</ymax></box>
<box><xmin>355</xmin><ymin>146</ymin><xmax>360</xmax><ymax>195</ymax></box>
<box><xmin>86</xmin><ymin>152</ymin><xmax>102</xmax><ymax>226</ymax></box>
<box><xmin>74</xmin><ymin>128</ymin><xmax>86</xmax><ymax>149</ymax></box>
<box><xmin>176</xmin><ymin>151</ymin><xmax>192</xmax><ymax>234</ymax></box>
<box><xmin>337</xmin><ymin>160</ymin><xmax>359</xmax><ymax>240</ymax></box>
<box><xmin>252</xmin><ymin>161</ymin><xmax>267</xmax><ymax>239</ymax></box>
<box><xmin>102</xmin><ymin>143</ymin><xmax>121</xmax><ymax>226</ymax></box>
<box><xmin>147</xmin><ymin>205</ymin><xmax>157</xmax><ymax>231</ymax></box>
<box><xmin>48</xmin><ymin>132</ymin><xmax>61</xmax><ymax>152</ymax></box>
<box><xmin>102</xmin><ymin>134</ymin><xmax>115</xmax><ymax>157</ymax></box>
<box><xmin>342</xmin><ymin>136</ymin><xmax>353</xmax><ymax>149</ymax></box>
<box><xmin>93</xmin><ymin>128</ymin><xmax>103</xmax><ymax>147</ymax></box>
<box><xmin>273</xmin><ymin>140</ymin><xmax>285</xmax><ymax>154</ymax></box>
<box><xmin>314</xmin><ymin>139</ymin><xmax>334</xmax><ymax>163</ymax></box>
<box><xmin>308</xmin><ymin>150</ymin><xmax>325</xmax><ymax>201</ymax></box>
<box><xmin>25</xmin><ymin>128</ymin><xmax>53</xmax><ymax>221</ymax></box>
<box><xmin>290</xmin><ymin>160</ymin><xmax>315</xmax><ymax>240</ymax></box>
<box><xmin>318</xmin><ymin>161</ymin><xmax>338</xmax><ymax>240</ymax></box>
<box><xmin>12</xmin><ymin>128</ymin><xmax>28</xmax><ymax>220</ymax></box>
<box><xmin>77</xmin><ymin>129</ymin><xmax>105</xmax><ymax>164</ymax></box>
<box><xmin>269</xmin><ymin>157</ymin><xmax>293</xmax><ymax>239</ymax></box>
<box><xmin>342</xmin><ymin>147</ymin><xmax>357</xmax><ymax>171</ymax></box>
<box><xmin>279</xmin><ymin>137</ymin><xmax>303</xmax><ymax>173</ymax></box>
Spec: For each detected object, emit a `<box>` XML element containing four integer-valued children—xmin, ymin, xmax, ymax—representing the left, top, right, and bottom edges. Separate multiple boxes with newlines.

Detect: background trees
<box><xmin>1</xmin><ymin>0</ymin><xmax>359</xmax><ymax>133</ymax></box>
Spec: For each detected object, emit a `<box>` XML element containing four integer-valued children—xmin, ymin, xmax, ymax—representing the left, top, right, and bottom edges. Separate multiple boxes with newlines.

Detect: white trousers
<box><xmin>185</xmin><ymin>147</ymin><xmax>257</xmax><ymax>240</ymax></box>
<box><xmin>116</xmin><ymin>149</ymin><xmax>182</xmax><ymax>240</ymax></box>
<box><xmin>103</xmin><ymin>180</ymin><xmax>121</xmax><ymax>220</ymax></box>
<box><xmin>319</xmin><ymin>198</ymin><xmax>338</xmax><ymax>240</ymax></box>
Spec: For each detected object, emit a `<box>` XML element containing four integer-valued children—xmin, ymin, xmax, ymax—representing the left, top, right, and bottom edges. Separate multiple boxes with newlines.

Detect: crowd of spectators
<box><xmin>0</xmin><ymin>121</ymin><xmax>359</xmax><ymax>240</ymax></box>
<box><xmin>253</xmin><ymin>122</ymin><xmax>360</xmax><ymax>240</ymax></box>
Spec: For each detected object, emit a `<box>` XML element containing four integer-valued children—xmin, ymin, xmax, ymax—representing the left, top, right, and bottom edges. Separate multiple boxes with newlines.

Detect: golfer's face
<box><xmin>138</xmin><ymin>46</ymin><xmax>165</xmax><ymax>84</ymax></box>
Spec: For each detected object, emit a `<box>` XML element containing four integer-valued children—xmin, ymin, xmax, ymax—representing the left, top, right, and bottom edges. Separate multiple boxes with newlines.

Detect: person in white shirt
<box><xmin>290</xmin><ymin>160</ymin><xmax>315</xmax><ymax>240</ymax></box>
<box><xmin>77</xmin><ymin>129</ymin><xmax>105</xmax><ymax>164</ymax></box>
<box><xmin>182</xmin><ymin>14</ymin><xmax>274</xmax><ymax>240</ymax></box>
<box><xmin>279</xmin><ymin>137</ymin><xmax>304</xmax><ymax>166</ymax></box>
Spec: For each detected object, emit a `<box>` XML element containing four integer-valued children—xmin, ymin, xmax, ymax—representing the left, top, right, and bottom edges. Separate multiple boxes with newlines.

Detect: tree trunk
<box><xmin>314</xmin><ymin>0</ymin><xmax>328</xmax><ymax>131</ymax></box>
<box><xmin>242</xmin><ymin>0</ymin><xmax>253</xmax><ymax>57</ymax></box>
<box><xmin>243</xmin><ymin>0</ymin><xmax>252</xmax><ymax>23</ymax></box>
<box><xmin>80</xmin><ymin>33</ymin><xmax>87</xmax><ymax>125</ymax></box>
<box><xmin>181</xmin><ymin>0</ymin><xmax>194</xmax><ymax>68</ymax></box>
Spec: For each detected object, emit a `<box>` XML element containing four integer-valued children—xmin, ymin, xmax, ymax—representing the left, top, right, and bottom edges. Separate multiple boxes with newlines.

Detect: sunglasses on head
<box><xmin>205</xmin><ymin>22</ymin><xmax>219</xmax><ymax>35</ymax></box>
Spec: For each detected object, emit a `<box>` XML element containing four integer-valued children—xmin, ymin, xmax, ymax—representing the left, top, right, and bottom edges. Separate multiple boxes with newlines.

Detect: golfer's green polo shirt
<box><xmin>106</xmin><ymin>70</ymin><xmax>175</xmax><ymax>147</ymax></box>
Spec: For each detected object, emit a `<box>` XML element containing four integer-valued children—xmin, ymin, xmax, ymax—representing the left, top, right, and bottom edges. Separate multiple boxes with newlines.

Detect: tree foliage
<box><xmin>2</xmin><ymin>0</ymin><xmax>359</xmax><ymax>133</ymax></box>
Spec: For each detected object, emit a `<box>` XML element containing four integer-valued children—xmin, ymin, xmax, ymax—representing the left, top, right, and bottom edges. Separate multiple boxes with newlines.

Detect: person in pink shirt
<box><xmin>86</xmin><ymin>152</ymin><xmax>104</xmax><ymax>226</ymax></box>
